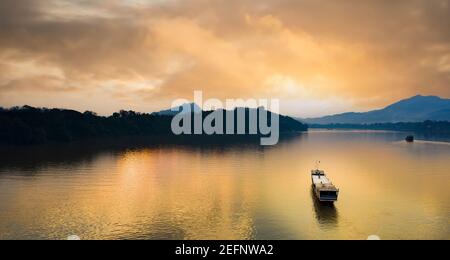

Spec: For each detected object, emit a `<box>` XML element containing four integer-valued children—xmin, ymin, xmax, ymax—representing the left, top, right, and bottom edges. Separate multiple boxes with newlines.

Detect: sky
<box><xmin>0</xmin><ymin>0</ymin><xmax>449</xmax><ymax>117</ymax></box>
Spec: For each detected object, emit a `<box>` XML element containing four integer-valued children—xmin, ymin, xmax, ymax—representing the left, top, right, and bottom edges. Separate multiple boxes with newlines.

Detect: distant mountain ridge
<box><xmin>302</xmin><ymin>95</ymin><xmax>450</xmax><ymax>124</ymax></box>
<box><xmin>152</xmin><ymin>103</ymin><xmax>202</xmax><ymax>116</ymax></box>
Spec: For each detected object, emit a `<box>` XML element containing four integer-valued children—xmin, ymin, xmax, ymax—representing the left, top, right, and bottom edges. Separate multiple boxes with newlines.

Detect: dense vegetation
<box><xmin>0</xmin><ymin>106</ymin><xmax>308</xmax><ymax>145</ymax></box>
<box><xmin>310</xmin><ymin>121</ymin><xmax>450</xmax><ymax>134</ymax></box>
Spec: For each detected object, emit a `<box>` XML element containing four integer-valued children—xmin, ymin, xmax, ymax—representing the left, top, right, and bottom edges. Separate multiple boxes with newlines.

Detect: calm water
<box><xmin>0</xmin><ymin>131</ymin><xmax>449</xmax><ymax>240</ymax></box>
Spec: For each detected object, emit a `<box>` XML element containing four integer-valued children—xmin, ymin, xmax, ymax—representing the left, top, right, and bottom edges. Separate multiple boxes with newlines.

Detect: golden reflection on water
<box><xmin>0</xmin><ymin>131</ymin><xmax>449</xmax><ymax>240</ymax></box>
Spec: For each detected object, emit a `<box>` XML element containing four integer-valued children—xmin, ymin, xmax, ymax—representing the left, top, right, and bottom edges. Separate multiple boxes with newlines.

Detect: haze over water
<box><xmin>0</xmin><ymin>130</ymin><xmax>449</xmax><ymax>240</ymax></box>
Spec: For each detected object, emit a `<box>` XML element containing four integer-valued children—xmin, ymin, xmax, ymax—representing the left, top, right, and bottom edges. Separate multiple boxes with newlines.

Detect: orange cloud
<box><xmin>0</xmin><ymin>0</ymin><xmax>448</xmax><ymax>117</ymax></box>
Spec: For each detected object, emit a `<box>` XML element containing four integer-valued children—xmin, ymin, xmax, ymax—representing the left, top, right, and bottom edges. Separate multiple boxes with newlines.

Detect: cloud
<box><xmin>0</xmin><ymin>0</ymin><xmax>449</xmax><ymax>116</ymax></box>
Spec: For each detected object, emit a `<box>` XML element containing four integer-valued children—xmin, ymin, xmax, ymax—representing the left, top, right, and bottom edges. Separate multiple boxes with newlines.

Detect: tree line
<box><xmin>0</xmin><ymin>106</ymin><xmax>308</xmax><ymax>145</ymax></box>
<box><xmin>309</xmin><ymin>121</ymin><xmax>450</xmax><ymax>134</ymax></box>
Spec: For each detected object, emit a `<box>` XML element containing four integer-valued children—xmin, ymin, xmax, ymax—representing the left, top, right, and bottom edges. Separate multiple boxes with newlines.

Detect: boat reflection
<box><xmin>311</xmin><ymin>187</ymin><xmax>339</xmax><ymax>228</ymax></box>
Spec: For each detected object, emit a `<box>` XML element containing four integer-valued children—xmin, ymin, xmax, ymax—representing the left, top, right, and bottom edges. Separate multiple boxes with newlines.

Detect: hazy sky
<box><xmin>0</xmin><ymin>0</ymin><xmax>449</xmax><ymax>117</ymax></box>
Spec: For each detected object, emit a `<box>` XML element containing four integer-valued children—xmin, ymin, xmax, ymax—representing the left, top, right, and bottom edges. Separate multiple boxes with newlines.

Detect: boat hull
<box><xmin>311</xmin><ymin>170</ymin><xmax>339</xmax><ymax>202</ymax></box>
<box><xmin>312</xmin><ymin>184</ymin><xmax>339</xmax><ymax>202</ymax></box>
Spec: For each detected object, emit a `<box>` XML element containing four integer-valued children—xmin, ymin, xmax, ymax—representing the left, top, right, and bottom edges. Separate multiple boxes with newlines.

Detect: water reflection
<box><xmin>0</xmin><ymin>131</ymin><xmax>448</xmax><ymax>240</ymax></box>
<box><xmin>311</xmin><ymin>187</ymin><xmax>339</xmax><ymax>228</ymax></box>
<box><xmin>0</xmin><ymin>134</ymin><xmax>304</xmax><ymax>173</ymax></box>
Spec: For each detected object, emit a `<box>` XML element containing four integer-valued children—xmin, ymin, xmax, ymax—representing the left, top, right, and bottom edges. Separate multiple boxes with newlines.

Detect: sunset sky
<box><xmin>0</xmin><ymin>0</ymin><xmax>449</xmax><ymax>117</ymax></box>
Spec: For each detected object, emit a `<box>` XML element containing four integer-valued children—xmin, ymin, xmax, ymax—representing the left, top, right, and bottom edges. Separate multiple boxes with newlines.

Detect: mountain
<box><xmin>153</xmin><ymin>104</ymin><xmax>308</xmax><ymax>132</ymax></box>
<box><xmin>302</xmin><ymin>95</ymin><xmax>450</xmax><ymax>124</ymax></box>
<box><xmin>156</xmin><ymin>104</ymin><xmax>308</xmax><ymax>133</ymax></box>
<box><xmin>201</xmin><ymin>107</ymin><xmax>309</xmax><ymax>133</ymax></box>
<box><xmin>152</xmin><ymin>103</ymin><xmax>202</xmax><ymax>116</ymax></box>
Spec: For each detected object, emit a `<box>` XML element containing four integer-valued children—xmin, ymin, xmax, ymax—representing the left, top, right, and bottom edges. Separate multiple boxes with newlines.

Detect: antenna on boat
<box><xmin>315</xmin><ymin>160</ymin><xmax>321</xmax><ymax>170</ymax></box>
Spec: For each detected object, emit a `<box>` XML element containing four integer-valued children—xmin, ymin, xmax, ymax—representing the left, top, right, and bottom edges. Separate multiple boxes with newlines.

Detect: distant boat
<box><xmin>405</xmin><ymin>135</ymin><xmax>414</xmax><ymax>143</ymax></box>
<box><xmin>311</xmin><ymin>169</ymin><xmax>339</xmax><ymax>202</ymax></box>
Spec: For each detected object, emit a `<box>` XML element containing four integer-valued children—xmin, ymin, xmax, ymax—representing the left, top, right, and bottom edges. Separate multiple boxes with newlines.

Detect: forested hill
<box><xmin>309</xmin><ymin>121</ymin><xmax>450</xmax><ymax>134</ymax></box>
<box><xmin>0</xmin><ymin>106</ymin><xmax>307</xmax><ymax>145</ymax></box>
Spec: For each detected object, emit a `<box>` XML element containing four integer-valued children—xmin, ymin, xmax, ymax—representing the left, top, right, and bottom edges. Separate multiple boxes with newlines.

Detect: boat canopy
<box><xmin>311</xmin><ymin>170</ymin><xmax>325</xmax><ymax>176</ymax></box>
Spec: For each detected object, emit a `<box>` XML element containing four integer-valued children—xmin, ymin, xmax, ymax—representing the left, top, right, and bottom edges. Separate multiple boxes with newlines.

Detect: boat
<box><xmin>405</xmin><ymin>135</ymin><xmax>414</xmax><ymax>143</ymax></box>
<box><xmin>311</xmin><ymin>169</ymin><xmax>339</xmax><ymax>202</ymax></box>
